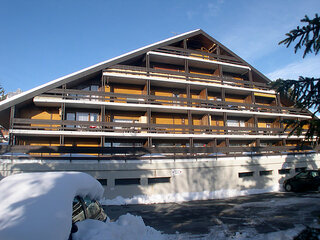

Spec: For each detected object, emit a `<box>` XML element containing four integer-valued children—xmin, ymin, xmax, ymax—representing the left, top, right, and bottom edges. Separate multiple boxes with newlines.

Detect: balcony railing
<box><xmin>156</xmin><ymin>46</ymin><xmax>245</xmax><ymax>66</ymax></box>
<box><xmin>0</xmin><ymin>145</ymin><xmax>317</xmax><ymax>162</ymax></box>
<box><xmin>42</xmin><ymin>88</ymin><xmax>309</xmax><ymax>117</ymax></box>
<box><xmin>12</xmin><ymin>118</ymin><xmax>301</xmax><ymax>136</ymax></box>
<box><xmin>104</xmin><ymin>65</ymin><xmax>270</xmax><ymax>91</ymax></box>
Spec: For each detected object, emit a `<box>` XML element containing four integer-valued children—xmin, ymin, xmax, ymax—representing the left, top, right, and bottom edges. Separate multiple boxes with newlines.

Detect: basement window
<box><xmin>259</xmin><ymin>170</ymin><xmax>273</xmax><ymax>176</ymax></box>
<box><xmin>148</xmin><ymin>177</ymin><xmax>171</xmax><ymax>185</ymax></box>
<box><xmin>115</xmin><ymin>178</ymin><xmax>140</xmax><ymax>185</ymax></box>
<box><xmin>278</xmin><ymin>169</ymin><xmax>291</xmax><ymax>175</ymax></box>
<box><xmin>295</xmin><ymin>167</ymin><xmax>307</xmax><ymax>173</ymax></box>
<box><xmin>97</xmin><ymin>179</ymin><xmax>108</xmax><ymax>186</ymax></box>
<box><xmin>238</xmin><ymin>172</ymin><xmax>254</xmax><ymax>178</ymax></box>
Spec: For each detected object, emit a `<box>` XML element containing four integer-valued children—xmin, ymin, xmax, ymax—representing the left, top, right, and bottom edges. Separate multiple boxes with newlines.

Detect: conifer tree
<box><xmin>272</xmin><ymin>13</ymin><xmax>320</xmax><ymax>142</ymax></box>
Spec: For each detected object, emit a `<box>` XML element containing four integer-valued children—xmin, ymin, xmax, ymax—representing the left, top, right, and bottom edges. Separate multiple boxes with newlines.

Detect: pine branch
<box><xmin>279</xmin><ymin>14</ymin><xmax>320</xmax><ymax>57</ymax></box>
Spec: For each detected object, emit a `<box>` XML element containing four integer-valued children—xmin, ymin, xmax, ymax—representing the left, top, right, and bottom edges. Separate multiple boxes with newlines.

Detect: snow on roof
<box><xmin>0</xmin><ymin>172</ymin><xmax>104</xmax><ymax>240</ymax></box>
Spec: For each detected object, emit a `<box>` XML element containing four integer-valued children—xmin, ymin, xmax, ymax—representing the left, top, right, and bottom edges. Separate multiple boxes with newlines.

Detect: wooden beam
<box><xmin>9</xmin><ymin>106</ymin><xmax>15</xmax><ymax>145</ymax></box>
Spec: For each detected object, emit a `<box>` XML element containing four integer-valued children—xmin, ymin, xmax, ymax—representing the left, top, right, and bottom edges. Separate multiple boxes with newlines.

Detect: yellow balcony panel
<box><xmin>254</xmin><ymin>93</ymin><xmax>276</xmax><ymax>98</ymax></box>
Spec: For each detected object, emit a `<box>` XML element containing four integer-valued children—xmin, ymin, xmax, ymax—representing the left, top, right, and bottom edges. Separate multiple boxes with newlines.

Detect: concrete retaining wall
<box><xmin>1</xmin><ymin>153</ymin><xmax>319</xmax><ymax>199</ymax></box>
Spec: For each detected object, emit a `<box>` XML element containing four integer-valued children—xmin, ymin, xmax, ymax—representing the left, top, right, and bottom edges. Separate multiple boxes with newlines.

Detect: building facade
<box><xmin>0</xmin><ymin>30</ymin><xmax>318</xmax><ymax>200</ymax></box>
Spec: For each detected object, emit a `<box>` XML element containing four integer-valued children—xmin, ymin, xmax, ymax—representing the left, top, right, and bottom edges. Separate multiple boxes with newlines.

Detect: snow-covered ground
<box><xmin>101</xmin><ymin>185</ymin><xmax>280</xmax><ymax>205</ymax></box>
<box><xmin>73</xmin><ymin>213</ymin><xmax>310</xmax><ymax>240</ymax></box>
<box><xmin>0</xmin><ymin>172</ymin><xmax>316</xmax><ymax>240</ymax></box>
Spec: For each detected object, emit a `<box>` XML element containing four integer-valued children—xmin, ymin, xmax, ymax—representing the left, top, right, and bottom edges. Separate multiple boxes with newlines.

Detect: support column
<box><xmin>188</xmin><ymin>110</ymin><xmax>192</xmax><ymax>134</ymax></box>
<box><xmin>254</xmin><ymin>115</ymin><xmax>258</xmax><ymax>134</ymax></box>
<box><xmin>221</xmin><ymin>88</ymin><xmax>225</xmax><ymax>102</ymax></box>
<box><xmin>60</xmin><ymin>84</ymin><xmax>66</xmax><ymax>146</ymax></box>
<box><xmin>256</xmin><ymin>138</ymin><xmax>260</xmax><ymax>147</ymax></box>
<box><xmin>147</xmin><ymin>137</ymin><xmax>152</xmax><ymax>148</ymax></box>
<box><xmin>276</xmin><ymin>93</ymin><xmax>282</xmax><ymax>113</ymax></box>
<box><xmin>146</xmin><ymin>53</ymin><xmax>150</xmax><ymax>72</ymax></box>
<box><xmin>217</xmin><ymin>46</ymin><xmax>223</xmax><ymax>84</ymax></box>
<box><xmin>248</xmin><ymin>70</ymin><xmax>254</xmax><ymax>88</ymax></box>
<box><xmin>186</xmin><ymin>85</ymin><xmax>191</xmax><ymax>107</ymax></box>
<box><xmin>101</xmin><ymin>105</ymin><xmax>105</xmax><ymax>147</ymax></box>
<box><xmin>9</xmin><ymin>106</ymin><xmax>15</xmax><ymax>145</ymax></box>
<box><xmin>225</xmin><ymin>138</ymin><xmax>230</xmax><ymax>147</ymax></box>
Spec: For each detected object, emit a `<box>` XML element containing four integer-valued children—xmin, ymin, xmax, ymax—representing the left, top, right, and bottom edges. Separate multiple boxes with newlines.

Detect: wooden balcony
<box><xmin>41</xmin><ymin>88</ymin><xmax>310</xmax><ymax>117</ymax></box>
<box><xmin>12</xmin><ymin>118</ymin><xmax>301</xmax><ymax>137</ymax></box>
<box><xmin>103</xmin><ymin>65</ymin><xmax>270</xmax><ymax>92</ymax></box>
<box><xmin>0</xmin><ymin>144</ymin><xmax>317</xmax><ymax>162</ymax></box>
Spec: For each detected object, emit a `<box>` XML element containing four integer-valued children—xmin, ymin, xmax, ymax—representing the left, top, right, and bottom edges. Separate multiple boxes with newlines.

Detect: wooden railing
<box><xmin>0</xmin><ymin>145</ymin><xmax>317</xmax><ymax>161</ymax></box>
<box><xmin>12</xmin><ymin>118</ymin><xmax>301</xmax><ymax>136</ymax></box>
<box><xmin>43</xmin><ymin>88</ymin><xmax>309</xmax><ymax>116</ymax></box>
<box><xmin>157</xmin><ymin>46</ymin><xmax>244</xmax><ymax>65</ymax></box>
<box><xmin>104</xmin><ymin>64</ymin><xmax>269</xmax><ymax>91</ymax></box>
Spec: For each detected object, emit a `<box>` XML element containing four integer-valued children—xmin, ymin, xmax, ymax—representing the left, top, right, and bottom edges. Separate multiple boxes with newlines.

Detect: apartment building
<box><xmin>0</xmin><ymin>29</ymin><xmax>318</xmax><ymax>199</ymax></box>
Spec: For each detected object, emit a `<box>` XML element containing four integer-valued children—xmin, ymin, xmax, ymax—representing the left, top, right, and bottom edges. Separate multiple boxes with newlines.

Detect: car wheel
<box><xmin>285</xmin><ymin>183</ymin><xmax>292</xmax><ymax>192</ymax></box>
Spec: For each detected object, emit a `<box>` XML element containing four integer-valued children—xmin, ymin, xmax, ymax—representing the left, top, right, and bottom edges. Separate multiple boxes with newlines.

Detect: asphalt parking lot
<box><xmin>104</xmin><ymin>192</ymin><xmax>320</xmax><ymax>236</ymax></box>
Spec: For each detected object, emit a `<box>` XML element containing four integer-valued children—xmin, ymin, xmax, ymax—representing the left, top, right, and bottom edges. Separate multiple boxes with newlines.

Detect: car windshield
<box><xmin>310</xmin><ymin>171</ymin><xmax>319</xmax><ymax>178</ymax></box>
<box><xmin>295</xmin><ymin>172</ymin><xmax>309</xmax><ymax>179</ymax></box>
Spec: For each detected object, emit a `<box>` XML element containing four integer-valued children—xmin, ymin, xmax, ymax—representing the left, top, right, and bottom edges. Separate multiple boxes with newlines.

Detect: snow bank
<box><xmin>0</xmin><ymin>172</ymin><xmax>104</xmax><ymax>240</ymax></box>
<box><xmin>74</xmin><ymin>214</ymin><xmax>165</xmax><ymax>240</ymax></box>
<box><xmin>101</xmin><ymin>185</ymin><xmax>280</xmax><ymax>205</ymax></box>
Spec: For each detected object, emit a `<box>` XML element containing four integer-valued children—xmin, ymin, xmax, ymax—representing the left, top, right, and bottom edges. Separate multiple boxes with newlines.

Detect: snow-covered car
<box><xmin>283</xmin><ymin>170</ymin><xmax>320</xmax><ymax>192</ymax></box>
<box><xmin>0</xmin><ymin>172</ymin><xmax>105</xmax><ymax>240</ymax></box>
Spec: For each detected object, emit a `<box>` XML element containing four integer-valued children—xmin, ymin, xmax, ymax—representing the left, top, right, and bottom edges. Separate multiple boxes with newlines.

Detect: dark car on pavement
<box><xmin>283</xmin><ymin>170</ymin><xmax>320</xmax><ymax>192</ymax></box>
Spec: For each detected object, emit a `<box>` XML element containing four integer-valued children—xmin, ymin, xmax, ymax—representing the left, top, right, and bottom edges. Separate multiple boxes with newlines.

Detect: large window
<box><xmin>72</xmin><ymin>85</ymin><xmax>100</xmax><ymax>101</ymax></box>
<box><xmin>227</xmin><ymin>119</ymin><xmax>245</xmax><ymax>127</ymax></box>
<box><xmin>66</xmin><ymin>112</ymin><xmax>99</xmax><ymax>129</ymax></box>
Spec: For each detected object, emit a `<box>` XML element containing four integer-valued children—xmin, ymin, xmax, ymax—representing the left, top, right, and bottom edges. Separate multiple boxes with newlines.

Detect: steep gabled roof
<box><xmin>0</xmin><ymin>29</ymin><xmax>271</xmax><ymax>113</ymax></box>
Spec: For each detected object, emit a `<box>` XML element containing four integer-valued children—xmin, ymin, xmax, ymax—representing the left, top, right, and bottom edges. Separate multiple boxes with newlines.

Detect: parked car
<box><xmin>72</xmin><ymin>196</ymin><xmax>107</xmax><ymax>223</ymax></box>
<box><xmin>283</xmin><ymin>170</ymin><xmax>320</xmax><ymax>192</ymax></box>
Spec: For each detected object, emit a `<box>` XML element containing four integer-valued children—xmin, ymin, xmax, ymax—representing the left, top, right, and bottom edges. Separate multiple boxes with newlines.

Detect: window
<box><xmin>112</xmin><ymin>142</ymin><xmax>143</xmax><ymax>147</ymax></box>
<box><xmin>295</xmin><ymin>167</ymin><xmax>307</xmax><ymax>173</ymax></box>
<box><xmin>227</xmin><ymin>119</ymin><xmax>245</xmax><ymax>127</ymax></box>
<box><xmin>115</xmin><ymin>178</ymin><xmax>140</xmax><ymax>185</ymax></box>
<box><xmin>97</xmin><ymin>179</ymin><xmax>107</xmax><ymax>186</ymax></box>
<box><xmin>259</xmin><ymin>170</ymin><xmax>273</xmax><ymax>176</ymax></box>
<box><xmin>148</xmin><ymin>177</ymin><xmax>171</xmax><ymax>185</ymax></box>
<box><xmin>295</xmin><ymin>171</ymin><xmax>309</xmax><ymax>179</ymax></box>
<box><xmin>90</xmin><ymin>85</ymin><xmax>99</xmax><ymax>91</ymax></box>
<box><xmin>278</xmin><ymin>169</ymin><xmax>291</xmax><ymax>174</ymax></box>
<box><xmin>238</xmin><ymin>172</ymin><xmax>254</xmax><ymax>178</ymax></box>
<box><xmin>66</xmin><ymin>113</ymin><xmax>76</xmax><ymax>128</ymax></box>
<box><xmin>77</xmin><ymin>112</ymin><xmax>89</xmax><ymax>121</ymax></box>
<box><xmin>75</xmin><ymin>85</ymin><xmax>100</xmax><ymax>101</ymax></box>
<box><xmin>90</xmin><ymin>113</ymin><xmax>98</xmax><ymax>122</ymax></box>
<box><xmin>80</xmin><ymin>85</ymin><xmax>99</xmax><ymax>91</ymax></box>
<box><xmin>66</xmin><ymin>112</ymin><xmax>99</xmax><ymax>129</ymax></box>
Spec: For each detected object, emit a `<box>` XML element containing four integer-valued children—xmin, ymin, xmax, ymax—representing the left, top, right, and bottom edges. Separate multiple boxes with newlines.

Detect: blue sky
<box><xmin>0</xmin><ymin>0</ymin><xmax>319</xmax><ymax>93</ymax></box>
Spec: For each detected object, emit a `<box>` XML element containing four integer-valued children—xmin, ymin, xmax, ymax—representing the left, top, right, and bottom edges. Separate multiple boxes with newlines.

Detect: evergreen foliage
<box><xmin>279</xmin><ymin>14</ymin><xmax>320</xmax><ymax>58</ymax></box>
<box><xmin>0</xmin><ymin>85</ymin><xmax>6</xmax><ymax>101</ymax></box>
<box><xmin>271</xmin><ymin>14</ymin><xmax>320</xmax><ymax>143</ymax></box>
